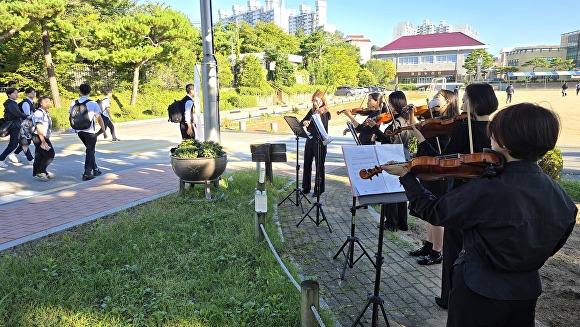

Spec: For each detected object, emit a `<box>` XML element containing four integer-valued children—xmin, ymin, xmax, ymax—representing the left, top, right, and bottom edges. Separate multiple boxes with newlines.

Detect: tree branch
<box><xmin>0</xmin><ymin>21</ymin><xmax>34</xmax><ymax>41</ymax></box>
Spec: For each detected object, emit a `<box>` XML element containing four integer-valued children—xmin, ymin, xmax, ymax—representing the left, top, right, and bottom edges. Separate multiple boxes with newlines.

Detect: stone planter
<box><xmin>170</xmin><ymin>155</ymin><xmax>228</xmax><ymax>182</ymax></box>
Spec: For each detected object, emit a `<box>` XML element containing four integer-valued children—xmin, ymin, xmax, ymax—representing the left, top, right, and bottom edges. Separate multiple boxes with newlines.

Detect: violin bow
<box><xmin>426</xmin><ymin>98</ymin><xmax>443</xmax><ymax>154</ymax></box>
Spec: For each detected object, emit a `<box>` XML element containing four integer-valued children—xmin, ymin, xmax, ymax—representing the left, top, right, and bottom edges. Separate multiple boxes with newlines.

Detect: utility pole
<box><xmin>200</xmin><ymin>0</ymin><xmax>220</xmax><ymax>143</ymax></box>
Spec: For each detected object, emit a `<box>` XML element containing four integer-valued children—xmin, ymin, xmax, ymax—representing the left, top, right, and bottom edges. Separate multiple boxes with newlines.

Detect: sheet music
<box><xmin>342</xmin><ymin>144</ymin><xmax>405</xmax><ymax>196</ymax></box>
<box><xmin>311</xmin><ymin>113</ymin><xmax>330</xmax><ymax>141</ymax></box>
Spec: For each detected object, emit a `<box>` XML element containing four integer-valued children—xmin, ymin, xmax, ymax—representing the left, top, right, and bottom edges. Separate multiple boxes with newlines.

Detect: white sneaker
<box><xmin>46</xmin><ymin>172</ymin><xmax>56</xmax><ymax>179</ymax></box>
<box><xmin>0</xmin><ymin>161</ymin><xmax>7</xmax><ymax>168</ymax></box>
<box><xmin>7</xmin><ymin>153</ymin><xmax>20</xmax><ymax>163</ymax></box>
<box><xmin>36</xmin><ymin>173</ymin><xmax>50</xmax><ymax>182</ymax></box>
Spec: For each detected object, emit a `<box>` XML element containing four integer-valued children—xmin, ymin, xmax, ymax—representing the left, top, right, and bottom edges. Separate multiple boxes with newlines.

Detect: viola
<box><xmin>359</xmin><ymin>150</ymin><xmax>505</xmax><ymax>181</ymax></box>
<box><xmin>386</xmin><ymin>114</ymin><xmax>468</xmax><ymax>139</ymax></box>
<box><xmin>337</xmin><ymin>107</ymin><xmax>376</xmax><ymax>116</ymax></box>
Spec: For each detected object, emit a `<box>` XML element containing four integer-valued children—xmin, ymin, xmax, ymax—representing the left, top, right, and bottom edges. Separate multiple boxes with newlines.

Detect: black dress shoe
<box><xmin>409</xmin><ymin>245</ymin><xmax>431</xmax><ymax>257</ymax></box>
<box><xmin>435</xmin><ymin>296</ymin><xmax>448</xmax><ymax>310</ymax></box>
<box><xmin>417</xmin><ymin>253</ymin><xmax>443</xmax><ymax>265</ymax></box>
<box><xmin>93</xmin><ymin>169</ymin><xmax>102</xmax><ymax>176</ymax></box>
<box><xmin>82</xmin><ymin>174</ymin><xmax>96</xmax><ymax>181</ymax></box>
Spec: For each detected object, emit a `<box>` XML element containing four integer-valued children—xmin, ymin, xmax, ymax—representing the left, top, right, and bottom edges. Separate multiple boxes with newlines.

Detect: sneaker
<box><xmin>35</xmin><ymin>173</ymin><xmax>50</xmax><ymax>182</ymax></box>
<box><xmin>93</xmin><ymin>169</ymin><xmax>102</xmax><ymax>176</ymax></box>
<box><xmin>417</xmin><ymin>252</ymin><xmax>443</xmax><ymax>265</ymax></box>
<box><xmin>82</xmin><ymin>174</ymin><xmax>96</xmax><ymax>181</ymax></box>
<box><xmin>0</xmin><ymin>161</ymin><xmax>7</xmax><ymax>168</ymax></box>
<box><xmin>46</xmin><ymin>172</ymin><xmax>56</xmax><ymax>179</ymax></box>
<box><xmin>7</xmin><ymin>153</ymin><xmax>20</xmax><ymax>163</ymax></box>
<box><xmin>112</xmin><ymin>138</ymin><xmax>120</xmax><ymax>142</ymax></box>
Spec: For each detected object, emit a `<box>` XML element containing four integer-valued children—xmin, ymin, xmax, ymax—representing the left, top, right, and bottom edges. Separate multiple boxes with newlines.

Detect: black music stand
<box><xmin>296</xmin><ymin>115</ymin><xmax>331</xmax><ymax>232</ymax></box>
<box><xmin>278</xmin><ymin>116</ymin><xmax>311</xmax><ymax>213</ymax></box>
<box><xmin>346</xmin><ymin>121</ymin><xmax>361</xmax><ymax>145</ymax></box>
<box><xmin>333</xmin><ymin>196</ymin><xmax>375</xmax><ymax>280</ymax></box>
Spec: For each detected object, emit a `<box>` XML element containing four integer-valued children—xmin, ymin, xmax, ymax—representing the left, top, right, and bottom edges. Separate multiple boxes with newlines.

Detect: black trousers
<box><xmin>0</xmin><ymin>127</ymin><xmax>20</xmax><ymax>161</ymax></box>
<box><xmin>14</xmin><ymin>137</ymin><xmax>34</xmax><ymax>161</ymax></box>
<box><xmin>179</xmin><ymin>122</ymin><xmax>195</xmax><ymax>140</ymax></box>
<box><xmin>301</xmin><ymin>137</ymin><xmax>326</xmax><ymax>194</ymax></box>
<box><xmin>384</xmin><ymin>202</ymin><xmax>408</xmax><ymax>230</ymax></box>
<box><xmin>101</xmin><ymin>116</ymin><xmax>116</xmax><ymax>138</ymax></box>
<box><xmin>77</xmin><ymin>131</ymin><xmax>98</xmax><ymax>175</ymax></box>
<box><xmin>31</xmin><ymin>134</ymin><xmax>55</xmax><ymax>176</ymax></box>
<box><xmin>439</xmin><ymin>227</ymin><xmax>463</xmax><ymax>306</ymax></box>
<box><xmin>447</xmin><ymin>262</ymin><xmax>537</xmax><ymax>327</ymax></box>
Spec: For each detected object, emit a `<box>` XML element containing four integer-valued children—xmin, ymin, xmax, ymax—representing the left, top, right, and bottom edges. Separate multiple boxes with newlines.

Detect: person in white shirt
<box><xmin>69</xmin><ymin>84</ymin><xmax>107</xmax><ymax>181</ymax></box>
<box><xmin>31</xmin><ymin>96</ymin><xmax>55</xmax><ymax>181</ymax></box>
<box><xmin>97</xmin><ymin>90</ymin><xmax>120</xmax><ymax>141</ymax></box>
<box><xmin>179</xmin><ymin>84</ymin><xmax>197</xmax><ymax>139</ymax></box>
<box><xmin>13</xmin><ymin>87</ymin><xmax>36</xmax><ymax>163</ymax></box>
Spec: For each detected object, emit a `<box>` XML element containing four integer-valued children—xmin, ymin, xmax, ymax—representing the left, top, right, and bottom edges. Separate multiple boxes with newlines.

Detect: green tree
<box><xmin>324</xmin><ymin>46</ymin><xmax>359</xmax><ymax>86</ymax></box>
<box><xmin>549</xmin><ymin>58</ymin><xmax>574</xmax><ymax>71</ymax></box>
<box><xmin>215</xmin><ymin>52</ymin><xmax>234</xmax><ymax>87</ymax></box>
<box><xmin>299</xmin><ymin>30</ymin><xmax>325</xmax><ymax>69</ymax></box>
<box><xmin>235</xmin><ymin>54</ymin><xmax>264</xmax><ymax>88</ymax></box>
<box><xmin>102</xmin><ymin>4</ymin><xmax>195</xmax><ymax>104</ymax></box>
<box><xmin>521</xmin><ymin>58</ymin><xmax>549</xmax><ymax>72</ymax></box>
<box><xmin>255</xmin><ymin>22</ymin><xmax>299</xmax><ymax>55</ymax></box>
<box><xmin>497</xmin><ymin>66</ymin><xmax>519</xmax><ymax>80</ymax></box>
<box><xmin>463</xmin><ymin>50</ymin><xmax>494</xmax><ymax>78</ymax></box>
<box><xmin>383</xmin><ymin>59</ymin><xmax>396</xmax><ymax>83</ymax></box>
<box><xmin>365</xmin><ymin>59</ymin><xmax>396</xmax><ymax>85</ymax></box>
<box><xmin>272</xmin><ymin>54</ymin><xmax>295</xmax><ymax>87</ymax></box>
<box><xmin>357</xmin><ymin>68</ymin><xmax>376</xmax><ymax>86</ymax></box>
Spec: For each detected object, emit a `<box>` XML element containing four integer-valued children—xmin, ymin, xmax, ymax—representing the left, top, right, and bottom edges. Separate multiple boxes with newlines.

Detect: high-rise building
<box><xmin>561</xmin><ymin>30</ymin><xmax>580</xmax><ymax>68</ymax></box>
<box><xmin>393</xmin><ymin>19</ymin><xmax>479</xmax><ymax>40</ymax></box>
<box><xmin>217</xmin><ymin>0</ymin><xmax>335</xmax><ymax>35</ymax></box>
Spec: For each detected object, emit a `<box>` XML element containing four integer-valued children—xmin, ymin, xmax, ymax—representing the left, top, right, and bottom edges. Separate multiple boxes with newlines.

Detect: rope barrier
<box><xmin>310</xmin><ymin>305</ymin><xmax>326</xmax><ymax>327</ymax></box>
<box><xmin>259</xmin><ymin>223</ymin><xmax>300</xmax><ymax>291</ymax></box>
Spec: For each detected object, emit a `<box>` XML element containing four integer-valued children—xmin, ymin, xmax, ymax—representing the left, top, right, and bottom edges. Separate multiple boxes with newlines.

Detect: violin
<box><xmin>361</xmin><ymin>112</ymin><xmax>393</xmax><ymax>125</ymax></box>
<box><xmin>337</xmin><ymin>107</ymin><xmax>376</xmax><ymax>116</ymax></box>
<box><xmin>386</xmin><ymin>114</ymin><xmax>468</xmax><ymax>139</ymax></box>
<box><xmin>402</xmin><ymin>104</ymin><xmax>431</xmax><ymax>118</ymax></box>
<box><xmin>359</xmin><ymin>150</ymin><xmax>505</xmax><ymax>181</ymax></box>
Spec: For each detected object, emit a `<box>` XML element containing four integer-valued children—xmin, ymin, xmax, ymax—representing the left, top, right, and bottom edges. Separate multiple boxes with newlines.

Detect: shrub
<box><xmin>171</xmin><ymin>139</ymin><xmax>225</xmax><ymax>158</ymax></box>
<box><xmin>408</xmin><ymin>135</ymin><xmax>418</xmax><ymax>154</ymax></box>
<box><xmin>228</xmin><ymin>94</ymin><xmax>258</xmax><ymax>108</ymax></box>
<box><xmin>538</xmin><ymin>147</ymin><xmax>563</xmax><ymax>182</ymax></box>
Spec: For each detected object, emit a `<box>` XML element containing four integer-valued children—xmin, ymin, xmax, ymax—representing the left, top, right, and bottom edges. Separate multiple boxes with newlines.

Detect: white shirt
<box><xmin>69</xmin><ymin>96</ymin><xmax>102</xmax><ymax>133</ymax></box>
<box><xmin>21</xmin><ymin>97</ymin><xmax>34</xmax><ymax>115</ymax></box>
<box><xmin>101</xmin><ymin>96</ymin><xmax>111</xmax><ymax>118</ymax></box>
<box><xmin>33</xmin><ymin>108</ymin><xmax>52</xmax><ymax>139</ymax></box>
<box><xmin>184</xmin><ymin>94</ymin><xmax>194</xmax><ymax>124</ymax></box>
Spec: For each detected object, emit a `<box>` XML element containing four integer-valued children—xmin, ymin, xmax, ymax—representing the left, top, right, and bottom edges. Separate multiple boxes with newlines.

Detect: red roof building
<box><xmin>373</xmin><ymin>32</ymin><xmax>488</xmax><ymax>84</ymax></box>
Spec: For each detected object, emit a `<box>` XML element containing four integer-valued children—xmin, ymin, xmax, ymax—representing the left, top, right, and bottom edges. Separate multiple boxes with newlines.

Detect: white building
<box><xmin>345</xmin><ymin>35</ymin><xmax>372</xmax><ymax>64</ymax></box>
<box><xmin>217</xmin><ymin>0</ymin><xmax>335</xmax><ymax>35</ymax></box>
<box><xmin>393</xmin><ymin>19</ymin><xmax>479</xmax><ymax>41</ymax></box>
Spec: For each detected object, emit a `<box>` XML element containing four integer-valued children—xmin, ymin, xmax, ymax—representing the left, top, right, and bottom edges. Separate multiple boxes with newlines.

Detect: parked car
<box><xmin>334</xmin><ymin>86</ymin><xmax>356</xmax><ymax>96</ymax></box>
<box><xmin>356</xmin><ymin>87</ymin><xmax>366</xmax><ymax>94</ymax></box>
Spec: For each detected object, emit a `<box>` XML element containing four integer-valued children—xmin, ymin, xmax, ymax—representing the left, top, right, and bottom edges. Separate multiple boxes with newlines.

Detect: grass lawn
<box><xmin>0</xmin><ymin>171</ymin><xmax>329</xmax><ymax>326</ymax></box>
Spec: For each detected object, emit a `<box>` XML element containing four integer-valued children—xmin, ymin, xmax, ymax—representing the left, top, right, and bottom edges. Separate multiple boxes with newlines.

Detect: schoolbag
<box><xmin>167</xmin><ymin>99</ymin><xmax>183</xmax><ymax>123</ymax></box>
<box><xmin>18</xmin><ymin>98</ymin><xmax>34</xmax><ymax>114</ymax></box>
<box><xmin>69</xmin><ymin>99</ymin><xmax>93</xmax><ymax>130</ymax></box>
<box><xmin>96</xmin><ymin>99</ymin><xmax>104</xmax><ymax>111</ymax></box>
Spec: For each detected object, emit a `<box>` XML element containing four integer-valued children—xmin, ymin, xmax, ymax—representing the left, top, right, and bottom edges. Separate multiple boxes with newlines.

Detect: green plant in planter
<box><xmin>171</xmin><ymin>139</ymin><xmax>226</xmax><ymax>159</ymax></box>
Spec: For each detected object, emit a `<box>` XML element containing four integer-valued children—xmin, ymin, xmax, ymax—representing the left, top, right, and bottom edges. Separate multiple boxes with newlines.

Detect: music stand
<box><xmin>278</xmin><ymin>116</ymin><xmax>311</xmax><ymax>213</ymax></box>
<box><xmin>346</xmin><ymin>121</ymin><xmax>361</xmax><ymax>145</ymax></box>
<box><xmin>296</xmin><ymin>114</ymin><xmax>331</xmax><ymax>232</ymax></box>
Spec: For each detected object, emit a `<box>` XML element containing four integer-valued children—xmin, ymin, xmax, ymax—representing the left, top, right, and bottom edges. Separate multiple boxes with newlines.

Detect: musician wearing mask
<box><xmin>381</xmin><ymin>103</ymin><xmax>576</xmax><ymax>327</ymax></box>
<box><xmin>301</xmin><ymin>90</ymin><xmax>331</xmax><ymax>197</ymax></box>
<box><xmin>411</xmin><ymin>83</ymin><xmax>498</xmax><ymax>309</ymax></box>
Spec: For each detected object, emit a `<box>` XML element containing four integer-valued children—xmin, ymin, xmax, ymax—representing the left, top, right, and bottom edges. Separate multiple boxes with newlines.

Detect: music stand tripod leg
<box><xmin>350</xmin><ymin>204</ymin><xmax>391</xmax><ymax>327</ymax></box>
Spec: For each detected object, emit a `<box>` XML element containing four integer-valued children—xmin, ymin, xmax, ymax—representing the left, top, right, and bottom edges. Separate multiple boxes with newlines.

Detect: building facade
<box><xmin>499</xmin><ymin>45</ymin><xmax>565</xmax><ymax>72</ymax></box>
<box><xmin>218</xmin><ymin>0</ymin><xmax>335</xmax><ymax>35</ymax></box>
<box><xmin>561</xmin><ymin>30</ymin><xmax>580</xmax><ymax>69</ymax></box>
<box><xmin>373</xmin><ymin>32</ymin><xmax>487</xmax><ymax>84</ymax></box>
<box><xmin>345</xmin><ymin>35</ymin><xmax>372</xmax><ymax>64</ymax></box>
<box><xmin>393</xmin><ymin>19</ymin><xmax>479</xmax><ymax>41</ymax></box>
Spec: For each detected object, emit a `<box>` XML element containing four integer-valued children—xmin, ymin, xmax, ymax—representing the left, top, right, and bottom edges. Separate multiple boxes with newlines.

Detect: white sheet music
<box><xmin>311</xmin><ymin>113</ymin><xmax>330</xmax><ymax>141</ymax></box>
<box><xmin>342</xmin><ymin>144</ymin><xmax>406</xmax><ymax>196</ymax></box>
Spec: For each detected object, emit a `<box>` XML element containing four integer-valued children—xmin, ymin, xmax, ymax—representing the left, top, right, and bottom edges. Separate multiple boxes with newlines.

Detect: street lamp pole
<box><xmin>200</xmin><ymin>0</ymin><xmax>220</xmax><ymax>143</ymax></box>
<box><xmin>477</xmin><ymin>55</ymin><xmax>483</xmax><ymax>82</ymax></box>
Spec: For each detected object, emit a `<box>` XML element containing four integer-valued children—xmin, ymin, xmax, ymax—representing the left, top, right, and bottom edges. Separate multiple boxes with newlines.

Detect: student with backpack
<box><xmin>96</xmin><ymin>90</ymin><xmax>120</xmax><ymax>141</ymax></box>
<box><xmin>13</xmin><ymin>87</ymin><xmax>36</xmax><ymax>163</ymax></box>
<box><xmin>69</xmin><ymin>83</ymin><xmax>107</xmax><ymax>181</ymax></box>
<box><xmin>31</xmin><ymin>96</ymin><xmax>55</xmax><ymax>181</ymax></box>
<box><xmin>0</xmin><ymin>88</ymin><xmax>28</xmax><ymax>168</ymax></box>
<box><xmin>179</xmin><ymin>84</ymin><xmax>197</xmax><ymax>140</ymax></box>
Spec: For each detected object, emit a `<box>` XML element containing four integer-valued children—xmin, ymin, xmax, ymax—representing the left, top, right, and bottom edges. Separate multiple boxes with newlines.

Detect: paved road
<box><xmin>1</xmin><ymin>118</ymin><xmax>579</xmax><ymax>205</ymax></box>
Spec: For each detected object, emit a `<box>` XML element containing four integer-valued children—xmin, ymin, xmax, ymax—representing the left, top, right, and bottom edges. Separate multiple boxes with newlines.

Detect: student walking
<box><xmin>179</xmin><ymin>84</ymin><xmax>197</xmax><ymax>140</ymax></box>
<box><xmin>31</xmin><ymin>96</ymin><xmax>55</xmax><ymax>181</ymax></box>
<box><xmin>13</xmin><ymin>87</ymin><xmax>36</xmax><ymax>164</ymax></box>
<box><xmin>69</xmin><ymin>84</ymin><xmax>107</xmax><ymax>181</ymax></box>
<box><xmin>562</xmin><ymin>82</ymin><xmax>568</xmax><ymax>96</ymax></box>
<box><xmin>576</xmin><ymin>82</ymin><xmax>580</xmax><ymax>96</ymax></box>
<box><xmin>97</xmin><ymin>90</ymin><xmax>120</xmax><ymax>141</ymax></box>
<box><xmin>0</xmin><ymin>88</ymin><xmax>28</xmax><ymax>168</ymax></box>
<box><xmin>505</xmin><ymin>83</ymin><xmax>514</xmax><ymax>103</ymax></box>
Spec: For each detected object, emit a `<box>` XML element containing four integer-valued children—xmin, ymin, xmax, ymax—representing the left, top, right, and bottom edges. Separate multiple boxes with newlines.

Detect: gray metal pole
<box><xmin>199</xmin><ymin>0</ymin><xmax>220</xmax><ymax>143</ymax></box>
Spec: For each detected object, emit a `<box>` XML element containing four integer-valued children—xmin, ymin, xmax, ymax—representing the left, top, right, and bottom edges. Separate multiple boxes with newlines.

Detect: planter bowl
<box><xmin>170</xmin><ymin>155</ymin><xmax>228</xmax><ymax>182</ymax></box>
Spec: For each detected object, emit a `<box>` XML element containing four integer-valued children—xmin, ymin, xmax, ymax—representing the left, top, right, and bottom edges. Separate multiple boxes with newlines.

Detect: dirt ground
<box><xmin>246</xmin><ymin>89</ymin><xmax>580</xmax><ymax>326</ymax></box>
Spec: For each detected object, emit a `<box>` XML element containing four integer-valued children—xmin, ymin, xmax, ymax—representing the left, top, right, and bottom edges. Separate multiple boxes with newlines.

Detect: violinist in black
<box><xmin>341</xmin><ymin>92</ymin><xmax>386</xmax><ymax>145</ymax></box>
<box><xmin>301</xmin><ymin>90</ymin><xmax>331</xmax><ymax>197</ymax></box>
<box><xmin>383</xmin><ymin>103</ymin><xmax>576</xmax><ymax>327</ymax></box>
<box><xmin>412</xmin><ymin>83</ymin><xmax>498</xmax><ymax>309</ymax></box>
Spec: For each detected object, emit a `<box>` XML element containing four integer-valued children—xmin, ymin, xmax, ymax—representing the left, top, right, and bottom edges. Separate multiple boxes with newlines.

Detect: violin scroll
<box><xmin>359</xmin><ymin>166</ymin><xmax>383</xmax><ymax>180</ymax></box>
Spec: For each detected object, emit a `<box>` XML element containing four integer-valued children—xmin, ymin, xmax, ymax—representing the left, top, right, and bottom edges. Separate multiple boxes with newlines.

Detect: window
<box><xmin>421</xmin><ymin>55</ymin><xmax>434</xmax><ymax>64</ymax></box>
<box><xmin>399</xmin><ymin>56</ymin><xmax>419</xmax><ymax>65</ymax></box>
<box><xmin>435</xmin><ymin>54</ymin><xmax>457</xmax><ymax>63</ymax></box>
<box><xmin>508</xmin><ymin>59</ymin><xmax>519</xmax><ymax>66</ymax></box>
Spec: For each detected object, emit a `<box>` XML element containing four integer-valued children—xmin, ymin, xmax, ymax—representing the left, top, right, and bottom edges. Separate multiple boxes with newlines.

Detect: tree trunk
<box><xmin>41</xmin><ymin>21</ymin><xmax>61</xmax><ymax>108</ymax></box>
<box><xmin>130</xmin><ymin>63</ymin><xmax>141</xmax><ymax>105</ymax></box>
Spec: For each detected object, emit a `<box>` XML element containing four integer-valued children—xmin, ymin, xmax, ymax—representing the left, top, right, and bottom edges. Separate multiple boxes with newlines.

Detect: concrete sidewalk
<box><xmin>0</xmin><ymin>159</ymin><xmax>446</xmax><ymax>326</ymax></box>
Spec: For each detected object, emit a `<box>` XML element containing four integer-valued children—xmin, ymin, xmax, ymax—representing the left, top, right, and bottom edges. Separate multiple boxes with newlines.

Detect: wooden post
<box><xmin>301</xmin><ymin>280</ymin><xmax>319</xmax><ymax>327</ymax></box>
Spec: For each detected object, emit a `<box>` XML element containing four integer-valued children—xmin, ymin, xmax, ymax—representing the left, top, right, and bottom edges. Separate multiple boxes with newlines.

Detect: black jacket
<box><xmin>400</xmin><ymin>161</ymin><xmax>576</xmax><ymax>300</ymax></box>
<box><xmin>3</xmin><ymin>99</ymin><xmax>27</xmax><ymax>129</ymax></box>
<box><xmin>300</xmin><ymin>107</ymin><xmax>330</xmax><ymax>139</ymax></box>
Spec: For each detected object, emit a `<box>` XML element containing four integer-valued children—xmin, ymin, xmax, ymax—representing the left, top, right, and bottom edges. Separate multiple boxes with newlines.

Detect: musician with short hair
<box><xmin>382</xmin><ymin>102</ymin><xmax>576</xmax><ymax>327</ymax></box>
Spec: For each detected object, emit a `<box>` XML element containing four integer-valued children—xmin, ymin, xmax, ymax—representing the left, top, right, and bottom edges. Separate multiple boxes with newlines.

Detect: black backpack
<box><xmin>18</xmin><ymin>98</ymin><xmax>34</xmax><ymax>114</ymax></box>
<box><xmin>69</xmin><ymin>99</ymin><xmax>93</xmax><ymax>130</ymax></box>
<box><xmin>167</xmin><ymin>99</ymin><xmax>183</xmax><ymax>123</ymax></box>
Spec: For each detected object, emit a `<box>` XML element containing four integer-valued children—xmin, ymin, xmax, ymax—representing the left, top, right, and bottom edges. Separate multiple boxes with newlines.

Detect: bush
<box><xmin>538</xmin><ymin>147</ymin><xmax>563</xmax><ymax>182</ymax></box>
<box><xmin>408</xmin><ymin>135</ymin><xmax>418</xmax><ymax>154</ymax></box>
<box><xmin>228</xmin><ymin>94</ymin><xmax>258</xmax><ymax>108</ymax></box>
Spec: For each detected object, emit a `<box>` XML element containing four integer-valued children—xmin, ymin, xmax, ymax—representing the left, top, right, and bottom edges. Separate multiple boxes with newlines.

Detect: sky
<box><xmin>157</xmin><ymin>0</ymin><xmax>580</xmax><ymax>57</ymax></box>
